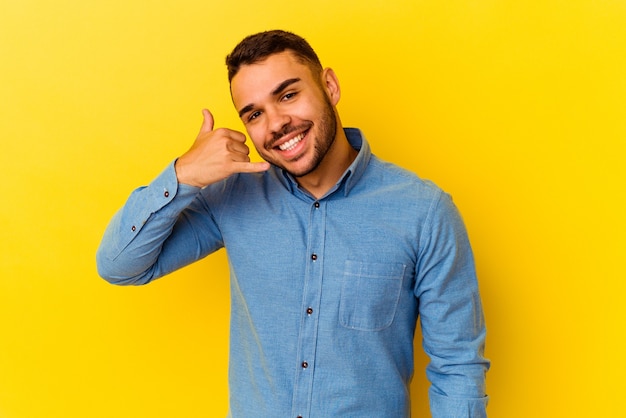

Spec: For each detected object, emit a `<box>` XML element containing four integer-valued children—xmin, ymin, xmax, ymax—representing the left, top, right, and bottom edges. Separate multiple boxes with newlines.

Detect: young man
<box><xmin>97</xmin><ymin>30</ymin><xmax>489</xmax><ymax>417</ymax></box>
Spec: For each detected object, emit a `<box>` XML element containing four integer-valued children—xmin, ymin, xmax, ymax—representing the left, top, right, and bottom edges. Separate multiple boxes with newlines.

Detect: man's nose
<box><xmin>266</xmin><ymin>107</ymin><xmax>291</xmax><ymax>134</ymax></box>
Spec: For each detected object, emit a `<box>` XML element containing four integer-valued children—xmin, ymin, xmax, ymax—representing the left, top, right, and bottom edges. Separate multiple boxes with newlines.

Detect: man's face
<box><xmin>230</xmin><ymin>51</ymin><xmax>338</xmax><ymax>178</ymax></box>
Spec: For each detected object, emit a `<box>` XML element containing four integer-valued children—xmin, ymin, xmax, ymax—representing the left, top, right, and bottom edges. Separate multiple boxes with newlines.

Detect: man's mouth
<box><xmin>278</xmin><ymin>131</ymin><xmax>306</xmax><ymax>151</ymax></box>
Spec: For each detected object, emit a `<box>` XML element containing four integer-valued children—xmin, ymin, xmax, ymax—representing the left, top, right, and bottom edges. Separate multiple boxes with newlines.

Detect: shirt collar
<box><xmin>274</xmin><ymin>127</ymin><xmax>371</xmax><ymax>199</ymax></box>
<box><xmin>341</xmin><ymin>128</ymin><xmax>371</xmax><ymax>196</ymax></box>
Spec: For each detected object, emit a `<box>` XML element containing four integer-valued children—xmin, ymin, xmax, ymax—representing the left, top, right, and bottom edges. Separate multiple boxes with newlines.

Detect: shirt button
<box><xmin>314</xmin><ymin>201</ymin><xmax>320</xmax><ymax>208</ymax></box>
<box><xmin>131</xmin><ymin>225</ymin><xmax>136</xmax><ymax>232</ymax></box>
<box><xmin>306</xmin><ymin>307</ymin><xmax>313</xmax><ymax>315</ymax></box>
<box><xmin>164</xmin><ymin>190</ymin><xmax>170</xmax><ymax>198</ymax></box>
<box><xmin>302</xmin><ymin>361</ymin><xmax>308</xmax><ymax>368</ymax></box>
<box><xmin>297</xmin><ymin>416</ymin><xmax>303</xmax><ymax>418</ymax></box>
<box><xmin>311</xmin><ymin>253</ymin><xmax>317</xmax><ymax>261</ymax></box>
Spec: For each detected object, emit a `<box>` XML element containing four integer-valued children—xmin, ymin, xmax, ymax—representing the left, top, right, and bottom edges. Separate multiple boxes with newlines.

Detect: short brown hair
<box><xmin>226</xmin><ymin>30</ymin><xmax>323</xmax><ymax>82</ymax></box>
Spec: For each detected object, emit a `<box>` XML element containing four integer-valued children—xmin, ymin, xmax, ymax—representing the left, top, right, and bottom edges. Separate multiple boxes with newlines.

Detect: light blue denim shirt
<box><xmin>97</xmin><ymin>128</ymin><xmax>489</xmax><ymax>417</ymax></box>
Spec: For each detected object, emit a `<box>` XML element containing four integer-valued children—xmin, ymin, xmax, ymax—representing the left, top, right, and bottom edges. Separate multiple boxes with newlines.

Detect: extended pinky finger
<box><xmin>232</xmin><ymin>161</ymin><xmax>271</xmax><ymax>173</ymax></box>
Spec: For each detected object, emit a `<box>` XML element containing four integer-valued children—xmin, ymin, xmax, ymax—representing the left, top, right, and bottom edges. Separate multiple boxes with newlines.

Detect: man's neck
<box><xmin>295</xmin><ymin>129</ymin><xmax>358</xmax><ymax>199</ymax></box>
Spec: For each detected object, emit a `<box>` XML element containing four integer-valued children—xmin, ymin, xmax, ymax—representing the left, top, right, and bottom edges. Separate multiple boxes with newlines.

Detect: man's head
<box><xmin>226</xmin><ymin>30</ymin><xmax>323</xmax><ymax>83</ymax></box>
<box><xmin>226</xmin><ymin>31</ymin><xmax>345</xmax><ymax>182</ymax></box>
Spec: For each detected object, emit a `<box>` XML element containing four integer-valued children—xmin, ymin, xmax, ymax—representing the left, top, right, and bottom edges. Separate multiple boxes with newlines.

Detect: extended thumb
<box><xmin>199</xmin><ymin>108</ymin><xmax>214</xmax><ymax>133</ymax></box>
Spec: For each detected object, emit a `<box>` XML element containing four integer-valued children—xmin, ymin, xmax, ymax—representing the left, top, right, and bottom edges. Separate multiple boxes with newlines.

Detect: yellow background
<box><xmin>1</xmin><ymin>0</ymin><xmax>624</xmax><ymax>416</ymax></box>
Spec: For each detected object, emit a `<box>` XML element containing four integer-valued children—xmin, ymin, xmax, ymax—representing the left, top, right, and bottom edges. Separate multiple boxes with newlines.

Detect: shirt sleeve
<box><xmin>96</xmin><ymin>161</ymin><xmax>224</xmax><ymax>285</ymax></box>
<box><xmin>414</xmin><ymin>190</ymin><xmax>490</xmax><ymax>417</ymax></box>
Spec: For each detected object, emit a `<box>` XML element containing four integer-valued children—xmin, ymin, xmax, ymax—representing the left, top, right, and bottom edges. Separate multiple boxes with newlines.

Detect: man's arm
<box><xmin>96</xmin><ymin>109</ymin><xmax>269</xmax><ymax>285</ymax></box>
<box><xmin>96</xmin><ymin>163</ymin><xmax>211</xmax><ymax>285</ymax></box>
<box><xmin>415</xmin><ymin>191</ymin><xmax>490</xmax><ymax>417</ymax></box>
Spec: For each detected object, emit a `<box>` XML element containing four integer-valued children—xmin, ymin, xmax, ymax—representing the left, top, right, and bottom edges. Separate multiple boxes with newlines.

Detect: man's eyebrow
<box><xmin>271</xmin><ymin>78</ymin><xmax>301</xmax><ymax>96</ymax></box>
<box><xmin>238</xmin><ymin>103</ymin><xmax>254</xmax><ymax>118</ymax></box>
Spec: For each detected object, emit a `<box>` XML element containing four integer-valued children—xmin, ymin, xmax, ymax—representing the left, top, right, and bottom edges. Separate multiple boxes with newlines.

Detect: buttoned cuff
<box><xmin>112</xmin><ymin>160</ymin><xmax>200</xmax><ymax>257</ymax></box>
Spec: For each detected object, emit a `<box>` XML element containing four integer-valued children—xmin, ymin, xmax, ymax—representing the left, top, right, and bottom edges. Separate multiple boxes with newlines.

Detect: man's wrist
<box><xmin>174</xmin><ymin>158</ymin><xmax>202</xmax><ymax>188</ymax></box>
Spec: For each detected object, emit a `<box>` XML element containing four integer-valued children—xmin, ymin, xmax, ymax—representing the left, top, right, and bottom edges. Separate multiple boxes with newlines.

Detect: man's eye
<box><xmin>248</xmin><ymin>111</ymin><xmax>261</xmax><ymax>121</ymax></box>
<box><xmin>282</xmin><ymin>92</ymin><xmax>297</xmax><ymax>101</ymax></box>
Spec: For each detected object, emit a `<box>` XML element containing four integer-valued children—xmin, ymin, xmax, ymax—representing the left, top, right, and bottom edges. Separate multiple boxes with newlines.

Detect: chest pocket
<box><xmin>339</xmin><ymin>260</ymin><xmax>406</xmax><ymax>331</ymax></box>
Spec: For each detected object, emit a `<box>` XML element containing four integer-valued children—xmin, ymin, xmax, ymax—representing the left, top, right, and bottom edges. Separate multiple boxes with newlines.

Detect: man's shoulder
<box><xmin>365</xmin><ymin>155</ymin><xmax>443</xmax><ymax>198</ymax></box>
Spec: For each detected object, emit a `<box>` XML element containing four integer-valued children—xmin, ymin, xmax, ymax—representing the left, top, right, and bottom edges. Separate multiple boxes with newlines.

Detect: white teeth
<box><xmin>278</xmin><ymin>133</ymin><xmax>304</xmax><ymax>151</ymax></box>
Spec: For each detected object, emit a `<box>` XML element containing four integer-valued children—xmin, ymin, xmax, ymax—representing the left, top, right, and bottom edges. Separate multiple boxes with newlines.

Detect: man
<box><xmin>97</xmin><ymin>30</ymin><xmax>489</xmax><ymax>417</ymax></box>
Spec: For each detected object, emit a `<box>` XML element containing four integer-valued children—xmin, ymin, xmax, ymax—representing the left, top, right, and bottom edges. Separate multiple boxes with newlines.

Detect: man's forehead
<box><xmin>230</xmin><ymin>52</ymin><xmax>311</xmax><ymax>102</ymax></box>
<box><xmin>233</xmin><ymin>51</ymin><xmax>308</xmax><ymax>80</ymax></box>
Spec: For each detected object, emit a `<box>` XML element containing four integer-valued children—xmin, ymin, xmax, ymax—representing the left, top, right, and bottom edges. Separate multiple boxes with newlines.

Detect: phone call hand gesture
<box><xmin>175</xmin><ymin>109</ymin><xmax>270</xmax><ymax>188</ymax></box>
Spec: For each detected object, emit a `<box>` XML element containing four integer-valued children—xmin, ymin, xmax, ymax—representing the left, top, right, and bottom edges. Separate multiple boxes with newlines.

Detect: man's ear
<box><xmin>321</xmin><ymin>68</ymin><xmax>341</xmax><ymax>106</ymax></box>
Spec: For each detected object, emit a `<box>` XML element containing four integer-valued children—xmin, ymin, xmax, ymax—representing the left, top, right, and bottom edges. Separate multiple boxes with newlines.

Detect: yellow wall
<box><xmin>1</xmin><ymin>0</ymin><xmax>624</xmax><ymax>416</ymax></box>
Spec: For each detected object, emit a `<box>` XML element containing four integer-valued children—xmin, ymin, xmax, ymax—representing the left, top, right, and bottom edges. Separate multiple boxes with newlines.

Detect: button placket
<box><xmin>291</xmin><ymin>200</ymin><xmax>326</xmax><ymax>417</ymax></box>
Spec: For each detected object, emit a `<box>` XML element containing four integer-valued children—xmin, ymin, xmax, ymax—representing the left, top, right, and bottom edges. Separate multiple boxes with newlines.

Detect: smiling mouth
<box><xmin>277</xmin><ymin>131</ymin><xmax>307</xmax><ymax>151</ymax></box>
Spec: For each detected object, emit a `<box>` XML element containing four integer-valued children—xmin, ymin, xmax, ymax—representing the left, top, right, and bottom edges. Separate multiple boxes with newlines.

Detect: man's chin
<box><xmin>264</xmin><ymin>154</ymin><xmax>311</xmax><ymax>178</ymax></box>
<box><xmin>284</xmin><ymin>159</ymin><xmax>323</xmax><ymax>179</ymax></box>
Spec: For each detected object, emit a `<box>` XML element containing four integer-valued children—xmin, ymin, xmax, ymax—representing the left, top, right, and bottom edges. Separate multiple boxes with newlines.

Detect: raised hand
<box><xmin>175</xmin><ymin>109</ymin><xmax>270</xmax><ymax>187</ymax></box>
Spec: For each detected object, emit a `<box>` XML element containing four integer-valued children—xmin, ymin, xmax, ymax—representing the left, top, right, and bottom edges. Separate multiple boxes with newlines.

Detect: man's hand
<box><xmin>175</xmin><ymin>109</ymin><xmax>270</xmax><ymax>187</ymax></box>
